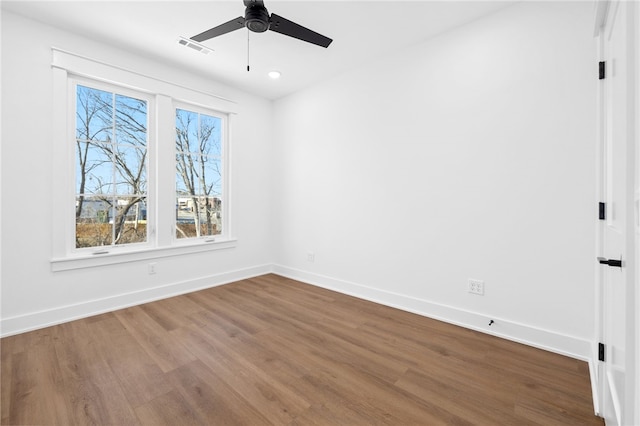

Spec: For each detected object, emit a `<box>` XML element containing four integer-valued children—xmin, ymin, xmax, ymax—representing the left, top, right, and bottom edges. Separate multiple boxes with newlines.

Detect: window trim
<box><xmin>51</xmin><ymin>48</ymin><xmax>237</xmax><ymax>271</ymax></box>
<box><xmin>50</xmin><ymin>239</ymin><xmax>238</xmax><ymax>272</ymax></box>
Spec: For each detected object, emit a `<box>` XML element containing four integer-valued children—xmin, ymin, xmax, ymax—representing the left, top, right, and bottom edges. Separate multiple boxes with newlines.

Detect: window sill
<box><xmin>50</xmin><ymin>238</ymin><xmax>237</xmax><ymax>272</ymax></box>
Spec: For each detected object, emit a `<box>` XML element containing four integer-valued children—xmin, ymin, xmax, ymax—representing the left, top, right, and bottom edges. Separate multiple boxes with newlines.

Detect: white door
<box><xmin>596</xmin><ymin>1</ymin><xmax>634</xmax><ymax>424</ymax></box>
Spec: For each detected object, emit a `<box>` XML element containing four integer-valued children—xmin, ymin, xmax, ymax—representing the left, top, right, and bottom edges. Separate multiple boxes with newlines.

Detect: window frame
<box><xmin>71</xmin><ymin>77</ymin><xmax>155</xmax><ymax>254</ymax></box>
<box><xmin>172</xmin><ymin>101</ymin><xmax>229</xmax><ymax>246</ymax></box>
<box><xmin>50</xmin><ymin>48</ymin><xmax>237</xmax><ymax>272</ymax></box>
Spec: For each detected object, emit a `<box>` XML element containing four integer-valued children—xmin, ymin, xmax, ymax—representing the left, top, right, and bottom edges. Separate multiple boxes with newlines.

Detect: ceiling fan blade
<box><xmin>191</xmin><ymin>17</ymin><xmax>245</xmax><ymax>42</ymax></box>
<box><xmin>269</xmin><ymin>13</ymin><xmax>332</xmax><ymax>48</ymax></box>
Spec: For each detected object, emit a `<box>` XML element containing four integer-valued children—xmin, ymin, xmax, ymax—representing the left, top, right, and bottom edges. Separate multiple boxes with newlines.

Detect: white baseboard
<box><xmin>271</xmin><ymin>264</ymin><xmax>593</xmax><ymax>362</ymax></box>
<box><xmin>0</xmin><ymin>264</ymin><xmax>272</xmax><ymax>338</ymax></box>
<box><xmin>1</xmin><ymin>262</ymin><xmax>594</xmax><ymax>363</ymax></box>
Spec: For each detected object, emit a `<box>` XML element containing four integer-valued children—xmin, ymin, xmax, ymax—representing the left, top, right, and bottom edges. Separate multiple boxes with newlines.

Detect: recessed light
<box><xmin>268</xmin><ymin>71</ymin><xmax>281</xmax><ymax>79</ymax></box>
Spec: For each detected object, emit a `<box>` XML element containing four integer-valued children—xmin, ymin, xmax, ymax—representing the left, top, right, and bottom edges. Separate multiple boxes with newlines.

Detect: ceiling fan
<box><xmin>191</xmin><ymin>0</ymin><xmax>333</xmax><ymax>48</ymax></box>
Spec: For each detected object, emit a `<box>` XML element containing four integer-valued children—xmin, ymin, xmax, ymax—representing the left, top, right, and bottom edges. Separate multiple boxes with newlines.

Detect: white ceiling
<box><xmin>2</xmin><ymin>0</ymin><xmax>516</xmax><ymax>100</ymax></box>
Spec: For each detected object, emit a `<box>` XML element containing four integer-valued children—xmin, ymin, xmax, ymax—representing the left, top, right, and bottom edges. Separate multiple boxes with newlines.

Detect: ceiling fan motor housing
<box><xmin>245</xmin><ymin>4</ymin><xmax>270</xmax><ymax>32</ymax></box>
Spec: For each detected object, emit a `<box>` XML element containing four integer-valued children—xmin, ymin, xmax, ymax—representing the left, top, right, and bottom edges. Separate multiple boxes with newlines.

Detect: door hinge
<box><xmin>598</xmin><ymin>342</ymin><xmax>605</xmax><ymax>362</ymax></box>
<box><xmin>599</xmin><ymin>61</ymin><xmax>606</xmax><ymax>80</ymax></box>
<box><xmin>599</xmin><ymin>202</ymin><xmax>606</xmax><ymax>220</ymax></box>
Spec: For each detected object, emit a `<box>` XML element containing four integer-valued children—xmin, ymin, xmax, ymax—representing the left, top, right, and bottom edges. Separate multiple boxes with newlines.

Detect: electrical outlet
<box><xmin>307</xmin><ymin>252</ymin><xmax>315</xmax><ymax>263</ymax></box>
<box><xmin>468</xmin><ymin>279</ymin><xmax>484</xmax><ymax>295</ymax></box>
<box><xmin>148</xmin><ymin>263</ymin><xmax>157</xmax><ymax>275</ymax></box>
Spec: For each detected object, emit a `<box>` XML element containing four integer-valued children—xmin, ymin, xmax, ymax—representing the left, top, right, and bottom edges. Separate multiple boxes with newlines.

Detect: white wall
<box><xmin>272</xmin><ymin>2</ymin><xmax>597</xmax><ymax>359</ymax></box>
<box><xmin>0</xmin><ymin>11</ymin><xmax>274</xmax><ymax>335</ymax></box>
<box><xmin>1</xmin><ymin>2</ymin><xmax>600</xmax><ymax>363</ymax></box>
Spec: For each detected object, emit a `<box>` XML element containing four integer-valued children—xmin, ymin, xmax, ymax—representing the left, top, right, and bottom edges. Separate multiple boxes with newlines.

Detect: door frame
<box><xmin>634</xmin><ymin>2</ymin><xmax>640</xmax><ymax>424</ymax></box>
<box><xmin>593</xmin><ymin>1</ymin><xmax>639</xmax><ymax>424</ymax></box>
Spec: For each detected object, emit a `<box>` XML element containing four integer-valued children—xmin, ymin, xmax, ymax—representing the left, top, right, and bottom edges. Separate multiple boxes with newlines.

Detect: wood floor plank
<box><xmin>395</xmin><ymin>367</ymin><xmax>532</xmax><ymax>425</ymax></box>
<box><xmin>0</xmin><ymin>342</ymin><xmax>12</xmax><ymax>425</ymax></box>
<box><xmin>169</xmin><ymin>323</ymin><xmax>311</xmax><ymax>424</ymax></box>
<box><xmin>255</xmin><ymin>327</ymin><xmax>469</xmax><ymax>425</ymax></box>
<box><xmin>243</xmin><ymin>277</ymin><xmax>365</xmax><ymax>329</ymax></box>
<box><xmin>1</xmin><ymin>274</ymin><xmax>603</xmax><ymax>425</ymax></box>
<box><xmin>226</xmin><ymin>289</ymin><xmax>410</xmax><ymax>386</ymax></box>
<box><xmin>139</xmin><ymin>295</ymin><xmax>205</xmax><ymax>332</ymax></box>
<box><xmin>165</xmin><ymin>360</ymin><xmax>274</xmax><ymax>425</ymax></box>
<box><xmin>5</xmin><ymin>340</ymin><xmax>74</xmax><ymax>425</ymax></box>
<box><xmin>134</xmin><ymin>390</ymin><xmax>201</xmax><ymax>426</ymax></box>
<box><xmin>1</xmin><ymin>325</ymin><xmax>60</xmax><ymax>355</ymax></box>
<box><xmin>185</xmin><ymin>288</ymin><xmax>269</xmax><ymax>335</ymax></box>
<box><xmin>87</xmin><ymin>315</ymin><xmax>173</xmax><ymax>408</ymax></box>
<box><xmin>215</xmin><ymin>283</ymin><xmax>415</xmax><ymax>384</ymax></box>
<box><xmin>53</xmin><ymin>320</ymin><xmax>140</xmax><ymax>425</ymax></box>
<box><xmin>113</xmin><ymin>305</ymin><xmax>196</xmax><ymax>373</ymax></box>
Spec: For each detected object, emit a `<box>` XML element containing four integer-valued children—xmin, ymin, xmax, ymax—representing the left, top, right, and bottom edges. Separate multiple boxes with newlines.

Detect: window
<box><xmin>175</xmin><ymin>107</ymin><xmax>224</xmax><ymax>240</ymax></box>
<box><xmin>51</xmin><ymin>48</ymin><xmax>237</xmax><ymax>270</ymax></box>
<box><xmin>75</xmin><ymin>84</ymin><xmax>149</xmax><ymax>248</ymax></box>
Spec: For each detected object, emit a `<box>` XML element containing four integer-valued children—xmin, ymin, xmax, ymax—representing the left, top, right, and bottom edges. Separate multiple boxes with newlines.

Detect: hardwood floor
<box><xmin>1</xmin><ymin>274</ymin><xmax>602</xmax><ymax>425</ymax></box>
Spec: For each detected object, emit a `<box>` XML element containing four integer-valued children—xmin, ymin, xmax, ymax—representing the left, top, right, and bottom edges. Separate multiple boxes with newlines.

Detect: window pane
<box><xmin>80</xmin><ymin>143</ymin><xmax>114</xmax><ymax>195</ymax></box>
<box><xmin>176</xmin><ymin>167</ymin><xmax>190</xmax><ymax>195</ymax></box>
<box><xmin>202</xmin><ymin>157</ymin><xmax>222</xmax><ymax>196</ymax></box>
<box><xmin>114</xmin><ymin>144</ymin><xmax>146</xmax><ymax>195</ymax></box>
<box><xmin>75</xmin><ymin>196</ymin><xmax>114</xmax><ymax>248</ymax></box>
<box><xmin>176</xmin><ymin>196</ymin><xmax>197</xmax><ymax>239</ymax></box>
<box><xmin>175</xmin><ymin>108</ymin><xmax>224</xmax><ymax>239</ymax></box>
<box><xmin>200</xmin><ymin>114</ymin><xmax>221</xmax><ymax>157</ymax></box>
<box><xmin>175</xmin><ymin>109</ymin><xmax>199</xmax><ymax>155</ymax></box>
<box><xmin>115</xmin><ymin>94</ymin><xmax>147</xmax><ymax>146</ymax></box>
<box><xmin>76</xmin><ymin>85</ymin><xmax>112</xmax><ymax>142</ymax></box>
<box><xmin>114</xmin><ymin>197</ymin><xmax>147</xmax><ymax>245</ymax></box>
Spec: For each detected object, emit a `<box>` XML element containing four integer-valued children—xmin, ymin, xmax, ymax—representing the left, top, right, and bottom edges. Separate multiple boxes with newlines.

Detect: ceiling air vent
<box><xmin>177</xmin><ymin>36</ymin><xmax>213</xmax><ymax>55</ymax></box>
